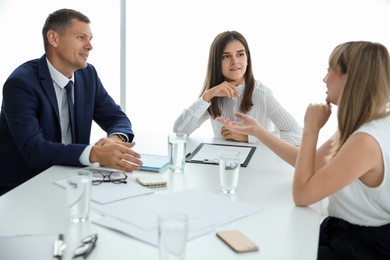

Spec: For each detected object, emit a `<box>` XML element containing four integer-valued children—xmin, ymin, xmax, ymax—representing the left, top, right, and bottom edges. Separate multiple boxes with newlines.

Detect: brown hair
<box><xmin>200</xmin><ymin>31</ymin><xmax>256</xmax><ymax>118</ymax></box>
<box><xmin>42</xmin><ymin>8</ymin><xmax>90</xmax><ymax>52</ymax></box>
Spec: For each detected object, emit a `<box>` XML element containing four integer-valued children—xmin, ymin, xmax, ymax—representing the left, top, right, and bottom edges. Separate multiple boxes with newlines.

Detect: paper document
<box><xmin>0</xmin><ymin>234</ymin><xmax>58</xmax><ymax>260</ymax></box>
<box><xmin>186</xmin><ymin>143</ymin><xmax>256</xmax><ymax>167</ymax></box>
<box><xmin>54</xmin><ymin>167</ymin><xmax>154</xmax><ymax>204</ymax></box>
<box><xmin>92</xmin><ymin>189</ymin><xmax>262</xmax><ymax>246</ymax></box>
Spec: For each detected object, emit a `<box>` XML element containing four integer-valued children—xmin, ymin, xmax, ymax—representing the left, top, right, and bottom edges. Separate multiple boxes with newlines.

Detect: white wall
<box><xmin>0</xmin><ymin>0</ymin><xmax>120</xmax><ymax>141</ymax></box>
<box><xmin>0</xmin><ymin>0</ymin><xmax>120</xmax><ymax>100</ymax></box>
<box><xmin>1</xmin><ymin>0</ymin><xmax>390</xmax><ymax>145</ymax></box>
<box><xmin>125</xmin><ymin>0</ymin><xmax>390</xmax><ymax>144</ymax></box>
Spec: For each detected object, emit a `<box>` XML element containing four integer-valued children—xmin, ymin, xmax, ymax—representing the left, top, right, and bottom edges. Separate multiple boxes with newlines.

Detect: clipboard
<box><xmin>186</xmin><ymin>143</ymin><xmax>256</xmax><ymax>167</ymax></box>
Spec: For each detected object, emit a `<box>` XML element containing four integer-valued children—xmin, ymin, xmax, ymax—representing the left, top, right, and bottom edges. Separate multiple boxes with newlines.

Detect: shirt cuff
<box><xmin>79</xmin><ymin>145</ymin><xmax>100</xmax><ymax>167</ymax></box>
<box><xmin>188</xmin><ymin>97</ymin><xmax>211</xmax><ymax>118</ymax></box>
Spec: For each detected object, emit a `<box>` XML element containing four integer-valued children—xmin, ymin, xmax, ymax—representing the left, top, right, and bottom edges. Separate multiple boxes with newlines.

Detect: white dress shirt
<box><xmin>47</xmin><ymin>59</ymin><xmax>95</xmax><ymax>166</ymax></box>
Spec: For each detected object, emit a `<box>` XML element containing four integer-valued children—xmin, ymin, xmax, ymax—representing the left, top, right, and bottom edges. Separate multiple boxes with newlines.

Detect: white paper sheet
<box><xmin>0</xmin><ymin>234</ymin><xmax>58</xmax><ymax>260</ymax></box>
<box><xmin>53</xmin><ymin>169</ymin><xmax>154</xmax><ymax>204</ymax></box>
<box><xmin>190</xmin><ymin>143</ymin><xmax>253</xmax><ymax>164</ymax></box>
<box><xmin>92</xmin><ymin>189</ymin><xmax>262</xmax><ymax>246</ymax></box>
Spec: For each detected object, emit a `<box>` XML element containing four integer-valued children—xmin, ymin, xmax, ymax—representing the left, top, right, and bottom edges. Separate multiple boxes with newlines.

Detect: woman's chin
<box><xmin>326</xmin><ymin>97</ymin><xmax>337</xmax><ymax>106</ymax></box>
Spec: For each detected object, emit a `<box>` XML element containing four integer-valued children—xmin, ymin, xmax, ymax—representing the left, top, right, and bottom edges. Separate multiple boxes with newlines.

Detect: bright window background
<box><xmin>1</xmin><ymin>0</ymin><xmax>390</xmax><ymax>145</ymax></box>
<box><xmin>0</xmin><ymin>0</ymin><xmax>120</xmax><ymax>142</ymax></box>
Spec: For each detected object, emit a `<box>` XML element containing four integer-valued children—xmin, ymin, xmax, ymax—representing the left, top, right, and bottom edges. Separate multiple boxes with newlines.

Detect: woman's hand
<box><xmin>216</xmin><ymin>112</ymin><xmax>263</xmax><ymax>137</ymax></box>
<box><xmin>202</xmin><ymin>81</ymin><xmax>240</xmax><ymax>102</ymax></box>
<box><xmin>304</xmin><ymin>103</ymin><xmax>332</xmax><ymax>133</ymax></box>
<box><xmin>220</xmin><ymin>126</ymin><xmax>248</xmax><ymax>142</ymax></box>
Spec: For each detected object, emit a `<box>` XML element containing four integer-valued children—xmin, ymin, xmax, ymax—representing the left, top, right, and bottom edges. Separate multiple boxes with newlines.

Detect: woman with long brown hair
<box><xmin>173</xmin><ymin>31</ymin><xmax>302</xmax><ymax>146</ymax></box>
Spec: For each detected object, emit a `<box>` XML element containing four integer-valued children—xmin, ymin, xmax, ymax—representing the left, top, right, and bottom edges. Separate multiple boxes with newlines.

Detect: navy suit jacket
<box><xmin>0</xmin><ymin>55</ymin><xmax>133</xmax><ymax>189</ymax></box>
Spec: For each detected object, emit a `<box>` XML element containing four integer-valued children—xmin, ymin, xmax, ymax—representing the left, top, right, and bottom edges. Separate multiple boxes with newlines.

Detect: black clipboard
<box><xmin>186</xmin><ymin>143</ymin><xmax>256</xmax><ymax>167</ymax></box>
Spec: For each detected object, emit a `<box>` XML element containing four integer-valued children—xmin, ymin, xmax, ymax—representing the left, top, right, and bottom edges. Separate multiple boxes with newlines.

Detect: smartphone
<box><xmin>216</xmin><ymin>230</ymin><xmax>259</xmax><ymax>253</ymax></box>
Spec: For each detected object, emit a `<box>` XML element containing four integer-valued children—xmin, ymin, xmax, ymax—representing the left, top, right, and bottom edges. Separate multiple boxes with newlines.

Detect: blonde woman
<box><xmin>217</xmin><ymin>41</ymin><xmax>390</xmax><ymax>259</ymax></box>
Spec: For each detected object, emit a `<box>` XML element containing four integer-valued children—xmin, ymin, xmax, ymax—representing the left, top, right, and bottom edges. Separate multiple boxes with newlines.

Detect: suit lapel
<box><xmin>38</xmin><ymin>56</ymin><xmax>61</xmax><ymax>126</ymax></box>
<box><xmin>74</xmin><ymin>73</ymin><xmax>85</xmax><ymax>142</ymax></box>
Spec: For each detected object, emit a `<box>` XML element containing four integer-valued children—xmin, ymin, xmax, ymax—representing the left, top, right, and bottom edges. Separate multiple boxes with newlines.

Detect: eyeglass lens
<box><xmin>73</xmin><ymin>234</ymin><xmax>98</xmax><ymax>258</ymax></box>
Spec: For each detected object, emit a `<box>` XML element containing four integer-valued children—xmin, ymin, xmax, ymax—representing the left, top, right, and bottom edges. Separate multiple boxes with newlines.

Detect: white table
<box><xmin>0</xmin><ymin>135</ymin><xmax>322</xmax><ymax>260</ymax></box>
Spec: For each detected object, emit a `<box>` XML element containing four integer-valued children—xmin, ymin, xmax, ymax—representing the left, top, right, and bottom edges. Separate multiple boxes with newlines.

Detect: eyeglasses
<box><xmin>90</xmin><ymin>169</ymin><xmax>127</xmax><ymax>186</ymax></box>
<box><xmin>73</xmin><ymin>233</ymin><xmax>98</xmax><ymax>259</ymax></box>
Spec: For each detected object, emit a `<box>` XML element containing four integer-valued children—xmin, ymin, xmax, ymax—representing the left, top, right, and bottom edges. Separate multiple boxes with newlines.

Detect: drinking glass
<box><xmin>158</xmin><ymin>212</ymin><xmax>188</xmax><ymax>260</ymax></box>
<box><xmin>66</xmin><ymin>170</ymin><xmax>92</xmax><ymax>223</ymax></box>
<box><xmin>168</xmin><ymin>133</ymin><xmax>187</xmax><ymax>173</ymax></box>
<box><xmin>219</xmin><ymin>150</ymin><xmax>241</xmax><ymax>194</ymax></box>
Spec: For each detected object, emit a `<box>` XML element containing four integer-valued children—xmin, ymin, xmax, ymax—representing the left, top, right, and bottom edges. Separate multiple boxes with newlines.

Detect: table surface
<box><xmin>0</xmin><ymin>134</ymin><xmax>322</xmax><ymax>260</ymax></box>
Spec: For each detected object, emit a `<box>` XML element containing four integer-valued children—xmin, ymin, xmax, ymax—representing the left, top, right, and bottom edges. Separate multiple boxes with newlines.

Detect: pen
<box><xmin>54</xmin><ymin>234</ymin><xmax>66</xmax><ymax>259</ymax></box>
<box><xmin>202</xmin><ymin>159</ymin><xmax>219</xmax><ymax>164</ymax></box>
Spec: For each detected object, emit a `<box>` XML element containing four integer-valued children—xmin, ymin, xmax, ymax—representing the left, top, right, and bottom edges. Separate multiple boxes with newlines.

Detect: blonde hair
<box><xmin>329</xmin><ymin>41</ymin><xmax>390</xmax><ymax>157</ymax></box>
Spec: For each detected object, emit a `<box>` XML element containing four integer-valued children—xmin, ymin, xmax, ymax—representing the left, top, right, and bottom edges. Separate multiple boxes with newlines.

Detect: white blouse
<box><xmin>327</xmin><ymin>115</ymin><xmax>390</xmax><ymax>226</ymax></box>
<box><xmin>173</xmin><ymin>81</ymin><xmax>302</xmax><ymax>146</ymax></box>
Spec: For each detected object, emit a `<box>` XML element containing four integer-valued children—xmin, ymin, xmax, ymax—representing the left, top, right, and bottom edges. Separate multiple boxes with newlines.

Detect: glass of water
<box><xmin>158</xmin><ymin>212</ymin><xmax>188</xmax><ymax>260</ymax></box>
<box><xmin>168</xmin><ymin>133</ymin><xmax>187</xmax><ymax>173</ymax></box>
<box><xmin>66</xmin><ymin>170</ymin><xmax>92</xmax><ymax>223</ymax></box>
<box><xmin>219</xmin><ymin>150</ymin><xmax>241</xmax><ymax>194</ymax></box>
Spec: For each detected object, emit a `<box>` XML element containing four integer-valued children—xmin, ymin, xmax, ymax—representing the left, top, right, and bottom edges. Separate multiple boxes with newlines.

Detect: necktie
<box><xmin>65</xmin><ymin>81</ymin><xmax>76</xmax><ymax>143</ymax></box>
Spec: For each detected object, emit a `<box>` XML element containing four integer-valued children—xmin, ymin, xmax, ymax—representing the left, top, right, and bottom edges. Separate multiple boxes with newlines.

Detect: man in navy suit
<box><xmin>0</xmin><ymin>9</ymin><xmax>142</xmax><ymax>195</ymax></box>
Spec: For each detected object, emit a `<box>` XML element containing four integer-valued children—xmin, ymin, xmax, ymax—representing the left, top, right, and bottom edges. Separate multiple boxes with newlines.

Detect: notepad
<box><xmin>140</xmin><ymin>154</ymin><xmax>169</xmax><ymax>172</ymax></box>
<box><xmin>136</xmin><ymin>175</ymin><xmax>167</xmax><ymax>188</ymax></box>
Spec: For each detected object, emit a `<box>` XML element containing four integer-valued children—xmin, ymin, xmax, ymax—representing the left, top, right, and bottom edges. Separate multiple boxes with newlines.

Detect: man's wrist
<box><xmin>81</xmin><ymin>145</ymin><xmax>100</xmax><ymax>166</ymax></box>
<box><xmin>115</xmin><ymin>134</ymin><xmax>127</xmax><ymax>142</ymax></box>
